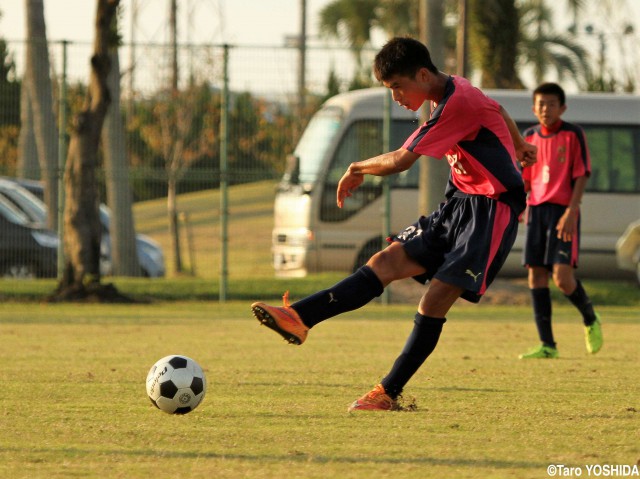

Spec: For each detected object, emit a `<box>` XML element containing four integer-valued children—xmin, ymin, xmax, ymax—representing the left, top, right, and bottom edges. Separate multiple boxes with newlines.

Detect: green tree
<box><xmin>0</xmin><ymin>39</ymin><xmax>20</xmax><ymax>127</ymax></box>
<box><xmin>319</xmin><ymin>0</ymin><xmax>440</xmax><ymax>89</ymax></box>
<box><xmin>519</xmin><ymin>0</ymin><xmax>590</xmax><ymax>87</ymax></box>
<box><xmin>319</xmin><ymin>0</ymin><xmax>376</xmax><ymax>68</ymax></box>
<box><xmin>0</xmin><ymin>38</ymin><xmax>21</xmax><ymax>174</ymax></box>
<box><xmin>468</xmin><ymin>0</ymin><xmax>523</xmax><ymax>88</ymax></box>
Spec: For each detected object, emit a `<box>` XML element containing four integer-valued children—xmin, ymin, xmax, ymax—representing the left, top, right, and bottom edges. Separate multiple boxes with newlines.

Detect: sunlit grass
<box><xmin>0</xmin><ymin>302</ymin><xmax>637</xmax><ymax>478</ymax></box>
<box><xmin>133</xmin><ymin>180</ymin><xmax>276</xmax><ymax>278</ymax></box>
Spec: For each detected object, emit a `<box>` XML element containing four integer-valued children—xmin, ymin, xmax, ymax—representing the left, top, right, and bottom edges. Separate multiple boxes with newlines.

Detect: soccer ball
<box><xmin>146</xmin><ymin>355</ymin><xmax>207</xmax><ymax>414</ymax></box>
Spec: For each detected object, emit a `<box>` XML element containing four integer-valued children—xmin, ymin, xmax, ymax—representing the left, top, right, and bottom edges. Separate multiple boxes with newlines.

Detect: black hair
<box><xmin>373</xmin><ymin>37</ymin><xmax>438</xmax><ymax>82</ymax></box>
<box><xmin>533</xmin><ymin>82</ymin><xmax>566</xmax><ymax>106</ymax></box>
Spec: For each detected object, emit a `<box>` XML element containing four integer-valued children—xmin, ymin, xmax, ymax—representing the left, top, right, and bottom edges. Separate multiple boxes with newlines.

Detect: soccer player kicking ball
<box><xmin>519</xmin><ymin>82</ymin><xmax>602</xmax><ymax>360</ymax></box>
<box><xmin>252</xmin><ymin>37</ymin><xmax>537</xmax><ymax>411</ymax></box>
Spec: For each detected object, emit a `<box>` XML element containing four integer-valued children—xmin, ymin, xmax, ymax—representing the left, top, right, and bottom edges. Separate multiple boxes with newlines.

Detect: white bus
<box><xmin>272</xmin><ymin>87</ymin><xmax>640</xmax><ymax>280</ymax></box>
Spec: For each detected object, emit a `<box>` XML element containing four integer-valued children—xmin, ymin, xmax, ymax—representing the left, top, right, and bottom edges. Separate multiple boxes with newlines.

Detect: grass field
<box><xmin>0</xmin><ymin>301</ymin><xmax>638</xmax><ymax>479</ymax></box>
<box><xmin>0</xmin><ymin>181</ymin><xmax>638</xmax><ymax>478</ymax></box>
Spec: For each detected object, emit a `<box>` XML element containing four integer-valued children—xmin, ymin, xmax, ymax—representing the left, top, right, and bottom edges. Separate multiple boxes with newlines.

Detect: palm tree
<box><xmin>519</xmin><ymin>0</ymin><xmax>590</xmax><ymax>87</ymax></box>
<box><xmin>319</xmin><ymin>0</ymin><xmax>530</xmax><ymax>89</ymax></box>
<box><xmin>468</xmin><ymin>0</ymin><xmax>523</xmax><ymax>88</ymax></box>
<box><xmin>318</xmin><ymin>0</ymin><xmax>421</xmax><ymax>88</ymax></box>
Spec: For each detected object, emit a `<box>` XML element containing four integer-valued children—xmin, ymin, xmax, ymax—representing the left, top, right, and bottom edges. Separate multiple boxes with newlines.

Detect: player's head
<box><xmin>373</xmin><ymin>37</ymin><xmax>438</xmax><ymax>82</ymax></box>
<box><xmin>533</xmin><ymin>82</ymin><xmax>566</xmax><ymax>106</ymax></box>
<box><xmin>532</xmin><ymin>82</ymin><xmax>567</xmax><ymax>127</ymax></box>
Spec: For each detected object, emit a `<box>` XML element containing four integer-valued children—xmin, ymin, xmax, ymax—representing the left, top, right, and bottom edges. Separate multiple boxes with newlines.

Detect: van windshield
<box><xmin>294</xmin><ymin>106</ymin><xmax>342</xmax><ymax>183</ymax></box>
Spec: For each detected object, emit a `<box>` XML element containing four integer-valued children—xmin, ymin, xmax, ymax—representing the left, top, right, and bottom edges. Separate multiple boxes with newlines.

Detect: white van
<box><xmin>273</xmin><ymin>87</ymin><xmax>640</xmax><ymax>280</ymax></box>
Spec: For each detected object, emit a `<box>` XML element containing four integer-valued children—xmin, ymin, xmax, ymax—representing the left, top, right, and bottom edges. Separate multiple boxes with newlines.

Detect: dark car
<box><xmin>0</xmin><ymin>193</ymin><xmax>58</xmax><ymax>278</ymax></box>
<box><xmin>0</xmin><ymin>178</ymin><xmax>165</xmax><ymax>277</ymax></box>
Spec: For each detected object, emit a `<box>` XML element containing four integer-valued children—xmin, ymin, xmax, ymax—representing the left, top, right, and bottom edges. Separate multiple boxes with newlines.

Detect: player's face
<box><xmin>383</xmin><ymin>71</ymin><xmax>429</xmax><ymax>111</ymax></box>
<box><xmin>533</xmin><ymin>93</ymin><xmax>567</xmax><ymax>127</ymax></box>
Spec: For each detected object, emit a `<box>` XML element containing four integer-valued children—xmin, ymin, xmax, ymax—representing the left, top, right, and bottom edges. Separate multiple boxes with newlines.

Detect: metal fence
<box><xmin>0</xmin><ymin>39</ymin><xmax>368</xmax><ymax>291</ymax></box>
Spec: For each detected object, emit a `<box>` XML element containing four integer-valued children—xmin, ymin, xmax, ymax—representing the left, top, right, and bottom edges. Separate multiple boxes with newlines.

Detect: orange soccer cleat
<box><xmin>251</xmin><ymin>291</ymin><xmax>309</xmax><ymax>345</ymax></box>
<box><xmin>348</xmin><ymin>384</ymin><xmax>399</xmax><ymax>412</ymax></box>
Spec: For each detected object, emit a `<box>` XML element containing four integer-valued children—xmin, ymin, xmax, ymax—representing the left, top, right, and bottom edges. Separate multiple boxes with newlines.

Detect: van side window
<box><xmin>320</xmin><ymin>119</ymin><xmax>420</xmax><ymax>222</ymax></box>
<box><xmin>584</xmin><ymin>125</ymin><xmax>640</xmax><ymax>193</ymax></box>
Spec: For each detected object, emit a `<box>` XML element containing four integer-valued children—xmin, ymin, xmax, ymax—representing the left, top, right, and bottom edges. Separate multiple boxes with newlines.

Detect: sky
<box><xmin>0</xmin><ymin>0</ymin><xmax>336</xmax><ymax>47</ymax></box>
<box><xmin>1</xmin><ymin>0</ymin><xmax>638</xmax><ymax>94</ymax></box>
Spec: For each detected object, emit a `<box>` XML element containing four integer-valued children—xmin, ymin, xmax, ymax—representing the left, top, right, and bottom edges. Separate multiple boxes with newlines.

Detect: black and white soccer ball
<box><xmin>146</xmin><ymin>355</ymin><xmax>206</xmax><ymax>414</ymax></box>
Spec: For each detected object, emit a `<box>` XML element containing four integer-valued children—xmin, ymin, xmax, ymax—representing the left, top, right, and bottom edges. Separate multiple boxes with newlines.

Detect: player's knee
<box><xmin>367</xmin><ymin>245</ymin><xmax>411</xmax><ymax>283</ymax></box>
<box><xmin>552</xmin><ymin>272</ymin><xmax>574</xmax><ymax>294</ymax></box>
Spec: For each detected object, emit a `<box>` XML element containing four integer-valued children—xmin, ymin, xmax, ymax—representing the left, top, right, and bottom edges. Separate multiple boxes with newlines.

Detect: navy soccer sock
<box><xmin>565</xmin><ymin>280</ymin><xmax>596</xmax><ymax>326</ymax></box>
<box><xmin>381</xmin><ymin>313</ymin><xmax>446</xmax><ymax>399</ymax></box>
<box><xmin>291</xmin><ymin>266</ymin><xmax>384</xmax><ymax>328</ymax></box>
<box><xmin>531</xmin><ymin>287</ymin><xmax>555</xmax><ymax>348</ymax></box>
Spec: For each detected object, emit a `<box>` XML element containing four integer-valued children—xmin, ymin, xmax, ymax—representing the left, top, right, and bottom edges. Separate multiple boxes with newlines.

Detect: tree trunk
<box><xmin>103</xmin><ymin>46</ymin><xmax>141</xmax><ymax>277</ymax></box>
<box><xmin>16</xmin><ymin>86</ymin><xmax>40</xmax><ymax>178</ymax></box>
<box><xmin>24</xmin><ymin>0</ymin><xmax>58</xmax><ymax>230</ymax></box>
<box><xmin>51</xmin><ymin>0</ymin><xmax>131</xmax><ymax>302</ymax></box>
<box><xmin>418</xmin><ymin>0</ymin><xmax>450</xmax><ymax>217</ymax></box>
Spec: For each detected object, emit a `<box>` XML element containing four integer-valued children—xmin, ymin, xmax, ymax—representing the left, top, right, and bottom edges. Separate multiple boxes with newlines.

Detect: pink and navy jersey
<box><xmin>402</xmin><ymin>76</ymin><xmax>525</xmax><ymax>213</ymax></box>
<box><xmin>522</xmin><ymin>121</ymin><xmax>590</xmax><ymax>206</ymax></box>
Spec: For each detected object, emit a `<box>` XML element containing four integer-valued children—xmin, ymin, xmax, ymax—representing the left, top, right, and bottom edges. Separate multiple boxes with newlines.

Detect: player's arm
<box><xmin>499</xmin><ymin>105</ymin><xmax>537</xmax><ymax>168</ymax></box>
<box><xmin>336</xmin><ymin>148</ymin><xmax>420</xmax><ymax>208</ymax></box>
<box><xmin>556</xmin><ymin>175</ymin><xmax>588</xmax><ymax>241</ymax></box>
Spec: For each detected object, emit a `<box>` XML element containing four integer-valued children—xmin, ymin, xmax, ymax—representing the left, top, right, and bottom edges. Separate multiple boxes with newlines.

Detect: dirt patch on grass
<box><xmin>387</xmin><ymin>277</ymin><xmax>531</xmax><ymax>306</ymax></box>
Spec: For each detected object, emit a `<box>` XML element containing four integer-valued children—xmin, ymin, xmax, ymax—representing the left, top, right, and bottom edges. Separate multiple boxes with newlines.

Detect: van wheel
<box><xmin>353</xmin><ymin>238</ymin><xmax>384</xmax><ymax>272</ymax></box>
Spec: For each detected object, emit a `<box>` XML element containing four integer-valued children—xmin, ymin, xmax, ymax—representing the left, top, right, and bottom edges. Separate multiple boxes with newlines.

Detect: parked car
<box><xmin>0</xmin><ymin>193</ymin><xmax>58</xmax><ymax>278</ymax></box>
<box><xmin>616</xmin><ymin>220</ymin><xmax>640</xmax><ymax>286</ymax></box>
<box><xmin>0</xmin><ymin>178</ymin><xmax>165</xmax><ymax>277</ymax></box>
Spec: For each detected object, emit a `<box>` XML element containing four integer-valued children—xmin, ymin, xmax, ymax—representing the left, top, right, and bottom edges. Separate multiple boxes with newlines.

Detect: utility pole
<box><xmin>456</xmin><ymin>0</ymin><xmax>468</xmax><ymax>77</ymax></box>
<box><xmin>297</xmin><ymin>0</ymin><xmax>307</xmax><ymax>138</ymax></box>
<box><xmin>169</xmin><ymin>0</ymin><xmax>178</xmax><ymax>92</ymax></box>
<box><xmin>417</xmin><ymin>0</ymin><xmax>449</xmax><ymax>217</ymax></box>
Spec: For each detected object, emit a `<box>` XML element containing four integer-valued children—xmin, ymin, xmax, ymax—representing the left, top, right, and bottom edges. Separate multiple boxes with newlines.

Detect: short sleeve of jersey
<box><xmin>402</xmin><ymin>77</ymin><xmax>485</xmax><ymax>158</ymax></box>
<box><xmin>570</xmin><ymin>125</ymin><xmax>591</xmax><ymax>179</ymax></box>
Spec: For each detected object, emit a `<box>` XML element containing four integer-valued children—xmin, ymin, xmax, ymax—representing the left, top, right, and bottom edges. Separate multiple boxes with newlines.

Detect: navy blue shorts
<box><xmin>523</xmin><ymin>203</ymin><xmax>580</xmax><ymax>269</ymax></box>
<box><xmin>390</xmin><ymin>194</ymin><xmax>520</xmax><ymax>303</ymax></box>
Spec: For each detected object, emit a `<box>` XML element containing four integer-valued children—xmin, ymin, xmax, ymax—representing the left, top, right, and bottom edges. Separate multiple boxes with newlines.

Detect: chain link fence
<box><xmin>0</xmin><ymin>39</ymin><xmax>368</xmax><ymax>289</ymax></box>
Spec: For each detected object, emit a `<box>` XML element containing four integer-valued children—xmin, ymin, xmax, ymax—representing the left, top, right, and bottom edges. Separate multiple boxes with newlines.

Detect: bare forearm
<box><xmin>348</xmin><ymin>148</ymin><xmax>419</xmax><ymax>177</ymax></box>
<box><xmin>500</xmin><ymin>105</ymin><xmax>525</xmax><ymax>150</ymax></box>
<box><xmin>500</xmin><ymin>105</ymin><xmax>537</xmax><ymax>167</ymax></box>
<box><xmin>568</xmin><ymin>176</ymin><xmax>588</xmax><ymax>211</ymax></box>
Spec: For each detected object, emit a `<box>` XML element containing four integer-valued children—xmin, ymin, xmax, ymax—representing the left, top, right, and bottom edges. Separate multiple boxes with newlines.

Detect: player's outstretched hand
<box><xmin>337</xmin><ymin>168</ymin><xmax>364</xmax><ymax>208</ymax></box>
<box><xmin>518</xmin><ymin>141</ymin><xmax>537</xmax><ymax>168</ymax></box>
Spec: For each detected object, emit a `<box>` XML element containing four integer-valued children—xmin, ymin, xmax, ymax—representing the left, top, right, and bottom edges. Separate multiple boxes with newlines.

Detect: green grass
<box><xmin>0</xmin><ymin>181</ymin><xmax>638</xmax><ymax>477</ymax></box>
<box><xmin>132</xmin><ymin>180</ymin><xmax>276</xmax><ymax>279</ymax></box>
<box><xmin>0</xmin><ymin>302</ymin><xmax>638</xmax><ymax>478</ymax></box>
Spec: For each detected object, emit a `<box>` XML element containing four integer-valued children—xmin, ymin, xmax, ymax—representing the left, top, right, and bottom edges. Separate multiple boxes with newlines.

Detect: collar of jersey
<box><xmin>540</xmin><ymin>120</ymin><xmax>563</xmax><ymax>136</ymax></box>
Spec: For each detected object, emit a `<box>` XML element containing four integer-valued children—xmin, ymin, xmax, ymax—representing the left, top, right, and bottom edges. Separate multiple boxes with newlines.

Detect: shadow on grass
<box><xmin>9</xmin><ymin>447</ymin><xmax>546</xmax><ymax>470</ymax></box>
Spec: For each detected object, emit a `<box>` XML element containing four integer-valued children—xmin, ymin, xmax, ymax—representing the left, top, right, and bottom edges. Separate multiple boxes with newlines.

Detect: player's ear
<box><xmin>560</xmin><ymin>104</ymin><xmax>567</xmax><ymax>115</ymax></box>
<box><xmin>416</xmin><ymin>67</ymin><xmax>430</xmax><ymax>83</ymax></box>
